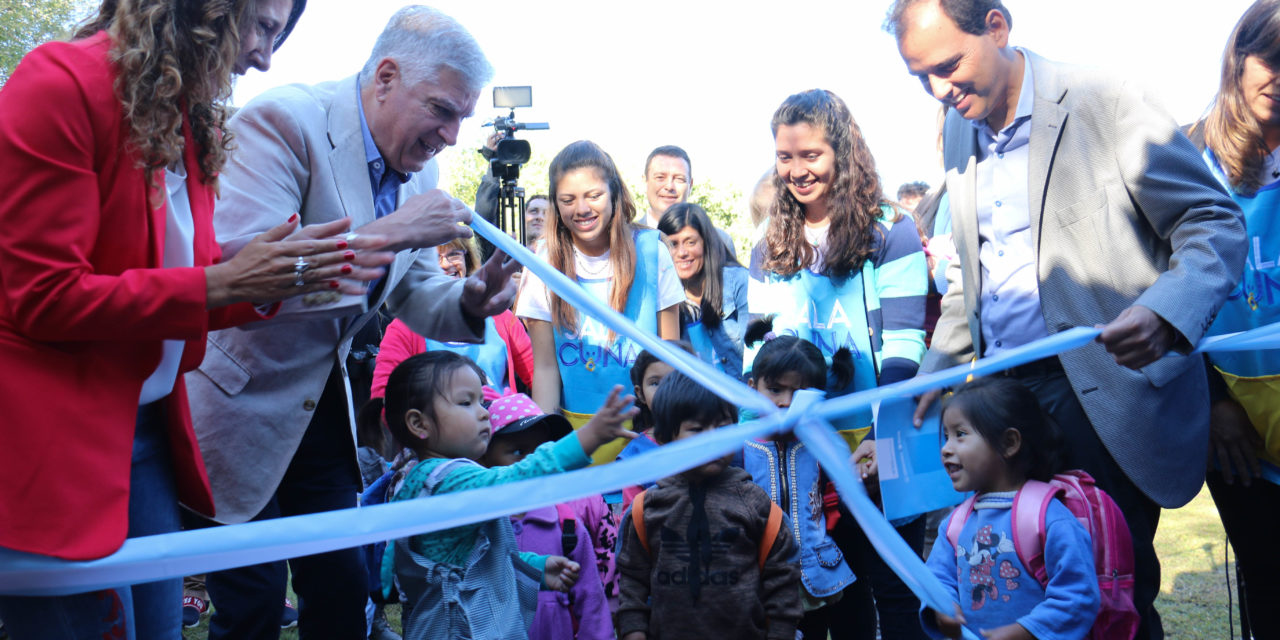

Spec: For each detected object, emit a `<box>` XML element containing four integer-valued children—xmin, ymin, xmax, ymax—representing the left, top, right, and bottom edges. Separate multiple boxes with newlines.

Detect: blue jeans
<box><xmin>0</xmin><ymin>402</ymin><xmax>183</xmax><ymax>640</ymax></box>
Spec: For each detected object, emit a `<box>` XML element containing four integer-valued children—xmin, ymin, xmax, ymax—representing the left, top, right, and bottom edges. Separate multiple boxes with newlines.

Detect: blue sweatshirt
<box><xmin>922</xmin><ymin>492</ymin><xmax>1100</xmax><ymax>640</ymax></box>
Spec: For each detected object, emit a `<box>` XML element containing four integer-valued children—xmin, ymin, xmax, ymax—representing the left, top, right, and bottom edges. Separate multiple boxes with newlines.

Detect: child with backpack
<box><xmin>925</xmin><ymin>377</ymin><xmax>1107</xmax><ymax>640</ymax></box>
<box><xmin>376</xmin><ymin>351</ymin><xmax>638</xmax><ymax>640</ymax></box>
<box><xmin>478</xmin><ymin>393</ymin><xmax>614</xmax><ymax>640</ymax></box>
<box><xmin>616</xmin><ymin>370</ymin><xmax>802</xmax><ymax>640</ymax></box>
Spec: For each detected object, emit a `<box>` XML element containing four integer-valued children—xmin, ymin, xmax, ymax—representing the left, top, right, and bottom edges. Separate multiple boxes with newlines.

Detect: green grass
<box><xmin>180</xmin><ymin>485</ymin><xmax>1242</xmax><ymax>639</ymax></box>
<box><xmin>1154</xmin><ymin>485</ymin><xmax>1241</xmax><ymax>639</ymax></box>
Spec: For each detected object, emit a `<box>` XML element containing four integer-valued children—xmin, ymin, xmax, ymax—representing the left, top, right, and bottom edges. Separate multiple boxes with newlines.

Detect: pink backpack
<box><xmin>945</xmin><ymin>470</ymin><xmax>1140</xmax><ymax>640</ymax></box>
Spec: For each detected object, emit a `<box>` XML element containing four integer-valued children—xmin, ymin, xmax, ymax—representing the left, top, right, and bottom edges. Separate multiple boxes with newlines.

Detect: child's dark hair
<box><xmin>629</xmin><ymin>340</ymin><xmax>696</xmax><ymax>432</ymax></box>
<box><xmin>940</xmin><ymin>377</ymin><xmax>1063</xmax><ymax>482</ymax></box>
<box><xmin>356</xmin><ymin>352</ymin><xmax>486</xmax><ymax>455</ymax></box>
<box><xmin>746</xmin><ymin>315</ymin><xmax>854</xmax><ymax>392</ymax></box>
<box><xmin>650</xmin><ymin>370</ymin><xmax>737</xmax><ymax>444</ymax></box>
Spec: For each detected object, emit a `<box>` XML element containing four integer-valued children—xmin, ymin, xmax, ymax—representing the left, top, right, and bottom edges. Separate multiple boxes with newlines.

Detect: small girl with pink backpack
<box><xmin>923</xmin><ymin>377</ymin><xmax>1139</xmax><ymax>640</ymax></box>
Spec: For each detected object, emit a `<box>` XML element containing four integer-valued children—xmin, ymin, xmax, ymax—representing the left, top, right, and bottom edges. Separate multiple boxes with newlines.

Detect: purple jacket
<box><xmin>513</xmin><ymin>505</ymin><xmax>614</xmax><ymax>640</ymax></box>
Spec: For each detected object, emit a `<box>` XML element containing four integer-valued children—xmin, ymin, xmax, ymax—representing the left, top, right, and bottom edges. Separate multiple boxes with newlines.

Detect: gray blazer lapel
<box><xmin>1027</xmin><ymin>51</ymin><xmax>1068</xmax><ymax>253</ymax></box>
<box><xmin>328</xmin><ymin>75</ymin><xmax>376</xmax><ymax>229</ymax></box>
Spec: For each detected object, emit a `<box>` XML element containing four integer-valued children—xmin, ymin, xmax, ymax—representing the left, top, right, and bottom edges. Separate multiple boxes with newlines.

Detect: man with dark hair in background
<box><xmin>640</xmin><ymin>145</ymin><xmax>694</xmax><ymax>228</ymax></box>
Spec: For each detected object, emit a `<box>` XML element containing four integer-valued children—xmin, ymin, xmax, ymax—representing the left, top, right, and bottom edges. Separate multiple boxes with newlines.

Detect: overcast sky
<box><xmin>232</xmin><ymin>0</ymin><xmax>1254</xmax><ymax>198</ymax></box>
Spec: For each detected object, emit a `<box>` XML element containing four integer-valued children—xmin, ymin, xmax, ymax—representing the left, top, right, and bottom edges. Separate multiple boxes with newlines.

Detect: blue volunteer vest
<box><xmin>424</xmin><ymin>316</ymin><xmax>511</xmax><ymax>392</ymax></box>
<box><xmin>554</xmin><ymin>229</ymin><xmax>662</xmax><ymax>463</ymax></box>
<box><xmin>748</xmin><ymin>261</ymin><xmax>879</xmax><ymax>431</ymax></box>
<box><xmin>1205</xmin><ymin>150</ymin><xmax>1280</xmax><ymax>466</ymax></box>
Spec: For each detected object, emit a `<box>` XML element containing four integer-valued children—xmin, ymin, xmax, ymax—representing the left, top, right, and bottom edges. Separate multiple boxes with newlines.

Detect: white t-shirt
<box><xmin>138</xmin><ymin>165</ymin><xmax>196</xmax><ymax>405</ymax></box>
<box><xmin>1261</xmin><ymin>146</ymin><xmax>1280</xmax><ymax>188</ymax></box>
<box><xmin>515</xmin><ymin>242</ymin><xmax>684</xmax><ymax>326</ymax></box>
<box><xmin>802</xmin><ymin>219</ymin><xmax>830</xmax><ymax>274</ymax></box>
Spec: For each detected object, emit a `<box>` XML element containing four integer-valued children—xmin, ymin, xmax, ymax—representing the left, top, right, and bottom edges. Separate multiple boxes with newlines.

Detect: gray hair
<box><xmin>360</xmin><ymin>6</ymin><xmax>493</xmax><ymax>92</ymax></box>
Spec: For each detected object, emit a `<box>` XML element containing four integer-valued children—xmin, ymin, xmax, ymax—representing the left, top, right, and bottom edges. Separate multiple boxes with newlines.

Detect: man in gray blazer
<box><xmin>184</xmin><ymin>7</ymin><xmax>518</xmax><ymax>638</ymax></box>
<box><xmin>888</xmin><ymin>1</ymin><xmax>1246</xmax><ymax>638</ymax></box>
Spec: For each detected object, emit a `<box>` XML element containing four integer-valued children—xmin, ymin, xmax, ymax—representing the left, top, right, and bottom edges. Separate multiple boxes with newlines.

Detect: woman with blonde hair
<box><xmin>1196</xmin><ymin>1</ymin><xmax>1280</xmax><ymax>634</ymax></box>
<box><xmin>0</xmin><ymin>0</ymin><xmax>386</xmax><ymax>637</ymax></box>
<box><xmin>371</xmin><ymin>237</ymin><xmax>534</xmax><ymax>402</ymax></box>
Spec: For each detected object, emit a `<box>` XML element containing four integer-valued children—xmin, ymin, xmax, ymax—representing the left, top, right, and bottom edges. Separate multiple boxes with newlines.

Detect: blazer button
<box><xmin>303</xmin><ymin>399</ymin><xmax>317</xmax><ymax>411</ymax></box>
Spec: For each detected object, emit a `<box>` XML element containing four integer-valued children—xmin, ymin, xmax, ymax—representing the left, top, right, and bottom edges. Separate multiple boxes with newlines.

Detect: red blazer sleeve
<box><xmin>0</xmin><ymin>39</ymin><xmax>213</xmax><ymax>343</ymax></box>
<box><xmin>371</xmin><ymin>318</ymin><xmax>425</xmax><ymax>399</ymax></box>
<box><xmin>495</xmin><ymin>310</ymin><xmax>534</xmax><ymax>387</ymax></box>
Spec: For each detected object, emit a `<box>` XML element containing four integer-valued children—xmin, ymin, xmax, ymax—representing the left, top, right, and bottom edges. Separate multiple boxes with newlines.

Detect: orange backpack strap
<box><xmin>632</xmin><ymin>490</ymin><xmax>650</xmax><ymax>555</ymax></box>
<box><xmin>757</xmin><ymin>501</ymin><xmax>784</xmax><ymax>570</ymax></box>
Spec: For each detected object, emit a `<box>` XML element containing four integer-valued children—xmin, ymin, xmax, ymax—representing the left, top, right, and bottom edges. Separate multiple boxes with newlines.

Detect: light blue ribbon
<box><xmin>0</xmin><ymin>412</ymin><xmax>790</xmax><ymax>596</ymax></box>
<box><xmin>797</xmin><ymin>415</ymin><xmax>981</xmax><ymax>640</ymax></box>
<box><xmin>2</xmin><ymin>210</ymin><xmax>1273</xmax><ymax>620</ymax></box>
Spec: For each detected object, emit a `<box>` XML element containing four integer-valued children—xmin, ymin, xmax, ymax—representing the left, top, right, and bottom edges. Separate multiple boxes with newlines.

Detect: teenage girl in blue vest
<box><xmin>657</xmin><ymin>202</ymin><xmax>750</xmax><ymax>378</ymax></box>
<box><xmin>1194</xmin><ymin>2</ymin><xmax>1280</xmax><ymax>634</ymax></box>
<box><xmin>517</xmin><ymin>141</ymin><xmax>684</xmax><ymax>465</ymax></box>
<box><xmin>751</xmin><ymin>89</ymin><xmax>930</xmax><ymax>639</ymax></box>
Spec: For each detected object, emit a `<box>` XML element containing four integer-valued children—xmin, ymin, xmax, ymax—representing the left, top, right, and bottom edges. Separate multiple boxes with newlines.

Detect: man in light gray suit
<box><xmin>184</xmin><ymin>7</ymin><xmax>518</xmax><ymax>638</ymax></box>
<box><xmin>887</xmin><ymin>1</ymin><xmax>1246</xmax><ymax>638</ymax></box>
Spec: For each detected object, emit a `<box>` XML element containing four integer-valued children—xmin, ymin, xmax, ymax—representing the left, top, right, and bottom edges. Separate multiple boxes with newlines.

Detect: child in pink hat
<box><xmin>480</xmin><ymin>393</ymin><xmax>616</xmax><ymax>640</ymax></box>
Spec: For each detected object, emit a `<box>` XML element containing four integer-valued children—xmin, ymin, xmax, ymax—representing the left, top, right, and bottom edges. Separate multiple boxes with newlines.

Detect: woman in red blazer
<box><xmin>0</xmin><ymin>0</ymin><xmax>388</xmax><ymax>637</ymax></box>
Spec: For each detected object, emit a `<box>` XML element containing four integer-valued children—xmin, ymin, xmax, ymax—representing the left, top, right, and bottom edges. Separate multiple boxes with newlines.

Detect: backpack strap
<box><xmin>632</xmin><ymin>490</ymin><xmax>650</xmax><ymax>555</ymax></box>
<box><xmin>555</xmin><ymin>502</ymin><xmax>579</xmax><ymax>557</ymax></box>
<box><xmin>1011</xmin><ymin>479</ymin><xmax>1060</xmax><ymax>587</ymax></box>
<box><xmin>757</xmin><ymin>501</ymin><xmax>784</xmax><ymax>570</ymax></box>
<box><xmin>944</xmin><ymin>494</ymin><xmax>978</xmax><ymax>552</ymax></box>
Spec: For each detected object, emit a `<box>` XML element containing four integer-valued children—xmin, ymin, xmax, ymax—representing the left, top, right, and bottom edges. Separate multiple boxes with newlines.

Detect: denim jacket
<box><xmin>742</xmin><ymin>438</ymin><xmax>855</xmax><ymax>598</ymax></box>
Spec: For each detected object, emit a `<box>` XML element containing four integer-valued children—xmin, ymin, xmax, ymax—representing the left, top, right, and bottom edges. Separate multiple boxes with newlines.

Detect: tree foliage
<box><xmin>0</xmin><ymin>0</ymin><xmax>95</xmax><ymax>87</ymax></box>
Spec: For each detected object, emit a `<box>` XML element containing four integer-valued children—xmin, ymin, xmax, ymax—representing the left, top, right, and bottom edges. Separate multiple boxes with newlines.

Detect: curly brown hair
<box><xmin>1203</xmin><ymin>0</ymin><xmax>1280</xmax><ymax>195</ymax></box>
<box><xmin>546</xmin><ymin>140</ymin><xmax>639</xmax><ymax>339</ymax></box>
<box><xmin>76</xmin><ymin>0</ymin><xmax>255</xmax><ymax>184</ymax></box>
<box><xmin>763</xmin><ymin>89</ymin><xmax>898</xmax><ymax>279</ymax></box>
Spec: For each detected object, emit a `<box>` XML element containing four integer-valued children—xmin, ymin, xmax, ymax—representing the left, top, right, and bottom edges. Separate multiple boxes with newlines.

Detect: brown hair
<box><xmin>1203</xmin><ymin>0</ymin><xmax>1280</xmax><ymax>194</ymax></box>
<box><xmin>76</xmin><ymin>0</ymin><xmax>254</xmax><ymax>184</ymax></box>
<box><xmin>546</xmin><ymin>140</ymin><xmax>639</xmax><ymax>338</ymax></box>
<box><xmin>763</xmin><ymin>89</ymin><xmax>897</xmax><ymax>279</ymax></box>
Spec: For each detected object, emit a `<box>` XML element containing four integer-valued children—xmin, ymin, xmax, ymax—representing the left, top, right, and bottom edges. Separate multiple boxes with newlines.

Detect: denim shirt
<box><xmin>742</xmin><ymin>438</ymin><xmax>855</xmax><ymax>598</ymax></box>
<box><xmin>683</xmin><ymin>264</ymin><xmax>750</xmax><ymax>379</ymax></box>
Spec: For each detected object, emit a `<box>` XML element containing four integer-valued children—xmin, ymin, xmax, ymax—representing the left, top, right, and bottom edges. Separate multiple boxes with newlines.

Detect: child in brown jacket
<box><xmin>617</xmin><ymin>370</ymin><xmax>802</xmax><ymax>640</ymax></box>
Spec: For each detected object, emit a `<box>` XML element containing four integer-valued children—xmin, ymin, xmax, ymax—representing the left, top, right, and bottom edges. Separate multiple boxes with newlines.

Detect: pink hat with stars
<box><xmin>487</xmin><ymin>393</ymin><xmax>572</xmax><ymax>439</ymax></box>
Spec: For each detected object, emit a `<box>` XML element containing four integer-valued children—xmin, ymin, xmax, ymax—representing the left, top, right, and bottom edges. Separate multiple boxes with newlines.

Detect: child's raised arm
<box><xmin>576</xmin><ymin>385</ymin><xmax>640</xmax><ymax>456</ymax></box>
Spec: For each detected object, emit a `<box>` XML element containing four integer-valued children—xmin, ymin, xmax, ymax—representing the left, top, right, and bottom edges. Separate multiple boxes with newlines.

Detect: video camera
<box><xmin>481</xmin><ymin>86</ymin><xmax>548</xmax><ymax>246</ymax></box>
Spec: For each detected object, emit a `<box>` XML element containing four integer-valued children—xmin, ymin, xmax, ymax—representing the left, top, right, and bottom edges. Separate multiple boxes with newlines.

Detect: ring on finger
<box><xmin>294</xmin><ymin>256</ymin><xmax>310</xmax><ymax>274</ymax></box>
<box><xmin>294</xmin><ymin>273</ymin><xmax>306</xmax><ymax>287</ymax></box>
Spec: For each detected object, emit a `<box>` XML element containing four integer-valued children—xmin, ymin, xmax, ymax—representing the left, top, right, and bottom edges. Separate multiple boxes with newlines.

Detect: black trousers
<box><xmin>198</xmin><ymin>366</ymin><xmax>368</xmax><ymax>640</ymax></box>
<box><xmin>799</xmin><ymin>514</ymin><xmax>929</xmax><ymax>640</ymax></box>
<box><xmin>1206</xmin><ymin>469</ymin><xmax>1280</xmax><ymax>639</ymax></box>
<box><xmin>1014</xmin><ymin>365</ymin><xmax>1164</xmax><ymax>640</ymax></box>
